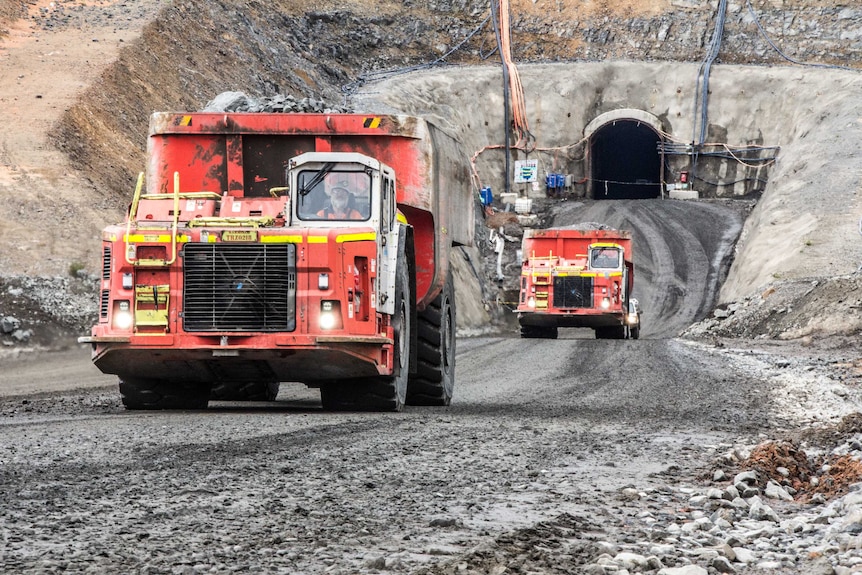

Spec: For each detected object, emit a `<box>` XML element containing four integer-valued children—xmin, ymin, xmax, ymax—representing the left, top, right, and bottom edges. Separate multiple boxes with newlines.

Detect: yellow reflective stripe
<box><xmin>609</xmin><ymin>271</ymin><xmax>623</xmax><ymax>277</ymax></box>
<box><xmin>590</xmin><ymin>243</ymin><xmax>623</xmax><ymax>248</ymax></box>
<box><xmin>260</xmin><ymin>235</ymin><xmax>303</xmax><ymax>244</ymax></box>
<box><xmin>396</xmin><ymin>212</ymin><xmax>408</xmax><ymax>224</ymax></box>
<box><xmin>125</xmin><ymin>234</ymin><xmax>190</xmax><ymax>243</ymax></box>
<box><xmin>307</xmin><ymin>236</ymin><xmax>328</xmax><ymax>244</ymax></box>
<box><xmin>581</xmin><ymin>272</ymin><xmax>597</xmax><ymax>277</ymax></box>
<box><xmin>363</xmin><ymin>117</ymin><xmax>382</xmax><ymax>128</ymax></box>
<box><xmin>336</xmin><ymin>232</ymin><xmax>376</xmax><ymax>243</ymax></box>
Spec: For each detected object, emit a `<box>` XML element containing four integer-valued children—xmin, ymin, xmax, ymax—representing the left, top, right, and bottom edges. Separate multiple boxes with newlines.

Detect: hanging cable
<box><xmin>495</xmin><ymin>0</ymin><xmax>534</xmax><ymax>151</ymax></box>
<box><xmin>693</xmin><ymin>0</ymin><xmax>728</xmax><ymax>146</ymax></box>
<box><xmin>489</xmin><ymin>0</ymin><xmax>511</xmax><ymax>196</ymax></box>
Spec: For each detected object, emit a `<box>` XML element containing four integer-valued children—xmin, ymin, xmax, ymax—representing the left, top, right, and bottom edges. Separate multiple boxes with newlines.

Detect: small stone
<box><xmin>764</xmin><ymin>481</ymin><xmax>794</xmax><ymax>502</ymax></box>
<box><xmin>1</xmin><ymin>316</ymin><xmax>20</xmax><ymax>334</ymax></box>
<box><xmin>657</xmin><ymin>566</ymin><xmax>708</xmax><ymax>575</ymax></box>
<box><xmin>732</xmin><ymin>547</ymin><xmax>756</xmax><ymax>564</ymax></box>
<box><xmin>741</xmin><ymin>486</ymin><xmax>761</xmax><ymax>498</ymax></box>
<box><xmin>614</xmin><ymin>552</ymin><xmax>647</xmax><ymax>570</ymax></box>
<box><xmin>724</xmin><ymin>485</ymin><xmax>740</xmax><ymax>500</ymax></box>
<box><xmin>749</xmin><ymin>496</ymin><xmax>779</xmax><ymax>522</ymax></box>
<box><xmin>734</xmin><ymin>471</ymin><xmax>758</xmax><ymax>485</ymax></box>
<box><xmin>711</xmin><ymin>556</ymin><xmax>736</xmax><ymax>573</ymax></box>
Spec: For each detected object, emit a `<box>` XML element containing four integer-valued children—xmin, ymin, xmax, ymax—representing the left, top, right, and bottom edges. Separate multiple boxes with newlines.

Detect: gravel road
<box><xmin>2</xmin><ymin>334</ymin><xmax>861</xmax><ymax>574</ymax></box>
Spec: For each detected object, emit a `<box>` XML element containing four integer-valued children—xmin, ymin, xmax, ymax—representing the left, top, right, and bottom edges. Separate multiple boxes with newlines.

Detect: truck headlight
<box><xmin>627</xmin><ymin>313</ymin><xmax>639</xmax><ymax>324</ymax></box>
<box><xmin>600</xmin><ymin>297</ymin><xmax>611</xmax><ymax>309</ymax></box>
<box><xmin>319</xmin><ymin>300</ymin><xmax>341</xmax><ymax>330</ymax></box>
<box><xmin>527</xmin><ymin>296</ymin><xmax>536</xmax><ymax>309</ymax></box>
<box><xmin>113</xmin><ymin>300</ymin><xmax>133</xmax><ymax>330</ymax></box>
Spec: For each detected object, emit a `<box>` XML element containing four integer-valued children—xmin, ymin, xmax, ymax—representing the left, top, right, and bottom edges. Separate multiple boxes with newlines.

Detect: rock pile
<box><xmin>581</xmin><ymin>438</ymin><xmax>862</xmax><ymax>575</ymax></box>
<box><xmin>0</xmin><ymin>273</ymin><xmax>99</xmax><ymax>350</ymax></box>
<box><xmin>203</xmin><ymin>91</ymin><xmax>351</xmax><ymax>114</ymax></box>
<box><xmin>683</xmin><ymin>273</ymin><xmax>862</xmax><ymax>341</ymax></box>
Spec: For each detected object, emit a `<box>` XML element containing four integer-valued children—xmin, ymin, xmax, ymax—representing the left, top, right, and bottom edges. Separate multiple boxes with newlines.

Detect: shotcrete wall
<box><xmin>354</xmin><ymin>61</ymin><xmax>862</xmax><ymax>302</ymax></box>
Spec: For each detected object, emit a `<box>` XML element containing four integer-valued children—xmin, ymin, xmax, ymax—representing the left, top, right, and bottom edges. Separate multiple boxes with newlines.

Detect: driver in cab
<box><xmin>317</xmin><ymin>186</ymin><xmax>363</xmax><ymax>220</ymax></box>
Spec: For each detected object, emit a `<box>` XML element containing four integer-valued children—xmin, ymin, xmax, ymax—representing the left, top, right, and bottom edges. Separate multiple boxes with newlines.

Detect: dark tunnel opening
<box><xmin>590</xmin><ymin>120</ymin><xmax>662</xmax><ymax>200</ymax></box>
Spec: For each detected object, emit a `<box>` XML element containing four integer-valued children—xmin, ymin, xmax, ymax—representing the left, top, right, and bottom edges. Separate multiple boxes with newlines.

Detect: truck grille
<box><xmin>553</xmin><ymin>276</ymin><xmax>593</xmax><ymax>309</ymax></box>
<box><xmin>100</xmin><ymin>290</ymin><xmax>110</xmax><ymax>319</ymax></box>
<box><xmin>182</xmin><ymin>244</ymin><xmax>296</xmax><ymax>332</ymax></box>
<box><xmin>102</xmin><ymin>245</ymin><xmax>111</xmax><ymax>279</ymax></box>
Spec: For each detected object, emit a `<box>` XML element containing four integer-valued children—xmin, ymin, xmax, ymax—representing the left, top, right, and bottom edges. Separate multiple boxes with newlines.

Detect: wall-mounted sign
<box><xmin>514</xmin><ymin>159</ymin><xmax>538</xmax><ymax>183</ymax></box>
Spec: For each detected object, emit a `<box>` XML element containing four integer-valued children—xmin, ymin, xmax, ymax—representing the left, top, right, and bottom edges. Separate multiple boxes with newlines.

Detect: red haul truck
<box><xmin>516</xmin><ymin>227</ymin><xmax>641</xmax><ymax>339</ymax></box>
<box><xmin>80</xmin><ymin>112</ymin><xmax>473</xmax><ymax>411</ymax></box>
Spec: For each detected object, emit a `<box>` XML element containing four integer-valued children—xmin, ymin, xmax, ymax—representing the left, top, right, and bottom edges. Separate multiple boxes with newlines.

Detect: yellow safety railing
<box><xmin>124</xmin><ymin>171</ymin><xmax>182</xmax><ymax>266</ymax></box>
<box><xmin>187</xmin><ymin>216</ymin><xmax>276</xmax><ymax>228</ymax></box>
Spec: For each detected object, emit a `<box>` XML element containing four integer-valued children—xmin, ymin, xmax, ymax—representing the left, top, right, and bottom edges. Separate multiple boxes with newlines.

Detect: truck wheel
<box><xmin>320</xmin><ymin>248</ymin><xmax>411</xmax><ymax>412</ymax></box>
<box><xmin>595</xmin><ymin>327</ymin><xmax>614</xmax><ymax>339</ymax></box>
<box><xmin>210</xmin><ymin>381</ymin><xmax>280</xmax><ymax>401</ymax></box>
<box><xmin>119</xmin><ymin>378</ymin><xmax>209</xmax><ymax>410</ymax></box>
<box><xmin>630</xmin><ymin>324</ymin><xmax>641</xmax><ymax>340</ymax></box>
<box><xmin>520</xmin><ymin>325</ymin><xmax>558</xmax><ymax>339</ymax></box>
<box><xmin>407</xmin><ymin>273</ymin><xmax>455</xmax><ymax>406</ymax></box>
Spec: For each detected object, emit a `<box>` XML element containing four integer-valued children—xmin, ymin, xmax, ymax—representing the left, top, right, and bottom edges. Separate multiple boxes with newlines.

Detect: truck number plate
<box><xmin>222</xmin><ymin>231</ymin><xmax>257</xmax><ymax>242</ymax></box>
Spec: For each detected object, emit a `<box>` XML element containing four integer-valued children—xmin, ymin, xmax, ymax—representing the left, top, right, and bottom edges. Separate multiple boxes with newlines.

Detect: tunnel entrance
<box><xmin>585</xmin><ymin>110</ymin><xmax>664</xmax><ymax>200</ymax></box>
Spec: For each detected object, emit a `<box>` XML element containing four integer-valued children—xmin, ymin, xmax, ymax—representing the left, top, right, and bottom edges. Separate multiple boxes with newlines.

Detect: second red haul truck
<box><xmin>80</xmin><ymin>112</ymin><xmax>473</xmax><ymax>412</ymax></box>
<box><xmin>516</xmin><ymin>227</ymin><xmax>641</xmax><ymax>339</ymax></box>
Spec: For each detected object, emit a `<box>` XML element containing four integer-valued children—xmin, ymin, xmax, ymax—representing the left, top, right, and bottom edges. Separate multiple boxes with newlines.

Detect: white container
<box><xmin>514</xmin><ymin>198</ymin><xmax>532</xmax><ymax>214</ymax></box>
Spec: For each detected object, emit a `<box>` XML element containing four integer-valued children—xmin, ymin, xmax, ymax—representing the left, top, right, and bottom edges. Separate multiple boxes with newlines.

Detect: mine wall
<box><xmin>355</xmin><ymin>61</ymin><xmax>862</xmax><ymax>305</ymax></box>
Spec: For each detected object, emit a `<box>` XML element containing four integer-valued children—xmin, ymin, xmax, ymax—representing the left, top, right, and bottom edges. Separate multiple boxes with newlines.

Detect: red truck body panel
<box><xmin>147</xmin><ymin>113</ymin><xmax>472</xmax><ymax>305</ymax></box>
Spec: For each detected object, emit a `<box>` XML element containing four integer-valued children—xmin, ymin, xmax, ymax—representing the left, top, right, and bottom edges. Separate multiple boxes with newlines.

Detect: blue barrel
<box><xmin>480</xmin><ymin>186</ymin><xmax>493</xmax><ymax>206</ymax></box>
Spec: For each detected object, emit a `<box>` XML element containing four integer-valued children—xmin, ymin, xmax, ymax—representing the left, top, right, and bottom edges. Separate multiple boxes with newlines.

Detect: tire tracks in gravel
<box><xmin>549</xmin><ymin>199</ymin><xmax>744</xmax><ymax>338</ymax></box>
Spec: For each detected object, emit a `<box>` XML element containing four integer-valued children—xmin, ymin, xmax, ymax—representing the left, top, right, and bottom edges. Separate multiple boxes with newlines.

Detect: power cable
<box><xmin>693</xmin><ymin>0</ymin><xmax>728</xmax><ymax>146</ymax></box>
<box><xmin>489</xmin><ymin>0</ymin><xmax>511</xmax><ymax>196</ymax></box>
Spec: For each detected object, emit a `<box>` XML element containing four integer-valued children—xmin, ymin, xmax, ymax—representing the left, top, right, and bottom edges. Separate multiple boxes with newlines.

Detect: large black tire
<box><xmin>520</xmin><ymin>325</ymin><xmax>559</xmax><ymax>339</ymax></box>
<box><xmin>210</xmin><ymin>381</ymin><xmax>280</xmax><ymax>401</ymax></box>
<box><xmin>630</xmin><ymin>323</ymin><xmax>641</xmax><ymax>340</ymax></box>
<box><xmin>595</xmin><ymin>326</ymin><xmax>626</xmax><ymax>339</ymax></box>
<box><xmin>119</xmin><ymin>378</ymin><xmax>210</xmax><ymax>410</ymax></box>
<box><xmin>320</xmin><ymin>244</ymin><xmax>412</xmax><ymax>412</ymax></box>
<box><xmin>407</xmin><ymin>273</ymin><xmax>455</xmax><ymax>406</ymax></box>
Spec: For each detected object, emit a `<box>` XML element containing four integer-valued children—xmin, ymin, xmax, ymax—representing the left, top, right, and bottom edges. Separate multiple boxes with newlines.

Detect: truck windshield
<box><xmin>591</xmin><ymin>248</ymin><xmax>621</xmax><ymax>269</ymax></box>
<box><xmin>296</xmin><ymin>170</ymin><xmax>371</xmax><ymax>221</ymax></box>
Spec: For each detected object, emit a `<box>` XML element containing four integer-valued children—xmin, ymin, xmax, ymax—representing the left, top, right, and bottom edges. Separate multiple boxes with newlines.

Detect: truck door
<box><xmin>377</xmin><ymin>174</ymin><xmax>398</xmax><ymax>315</ymax></box>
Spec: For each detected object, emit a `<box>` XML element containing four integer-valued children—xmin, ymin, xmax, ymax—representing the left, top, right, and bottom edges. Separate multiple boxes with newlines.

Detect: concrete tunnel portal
<box><xmin>585</xmin><ymin>109</ymin><xmax>664</xmax><ymax>200</ymax></box>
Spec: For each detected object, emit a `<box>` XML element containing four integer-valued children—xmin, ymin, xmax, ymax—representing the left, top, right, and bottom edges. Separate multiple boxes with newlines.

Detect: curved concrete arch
<box><xmin>586</xmin><ymin>109</ymin><xmax>665</xmax><ymax>200</ymax></box>
<box><xmin>585</xmin><ymin>108</ymin><xmax>664</xmax><ymax>139</ymax></box>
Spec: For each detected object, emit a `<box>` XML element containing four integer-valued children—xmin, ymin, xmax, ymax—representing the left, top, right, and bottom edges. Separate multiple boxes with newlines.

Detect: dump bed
<box><xmin>147</xmin><ymin>112</ymin><xmax>473</xmax><ymax>302</ymax></box>
<box><xmin>522</xmin><ymin>228</ymin><xmax>633</xmax><ymax>263</ymax></box>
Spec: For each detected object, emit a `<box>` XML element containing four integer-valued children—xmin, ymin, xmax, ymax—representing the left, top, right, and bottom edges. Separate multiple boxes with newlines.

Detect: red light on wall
<box><xmin>680</xmin><ymin>171</ymin><xmax>689</xmax><ymax>184</ymax></box>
